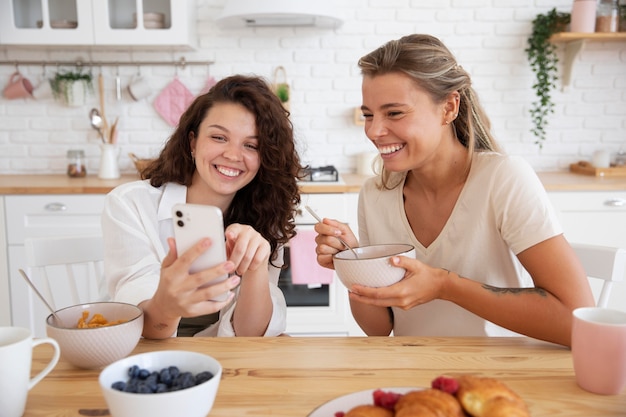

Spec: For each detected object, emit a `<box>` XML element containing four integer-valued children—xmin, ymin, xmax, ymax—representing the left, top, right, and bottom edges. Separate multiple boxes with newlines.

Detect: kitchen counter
<box><xmin>1</xmin><ymin>171</ymin><xmax>626</xmax><ymax>195</ymax></box>
<box><xmin>0</xmin><ymin>174</ymin><xmax>368</xmax><ymax>195</ymax></box>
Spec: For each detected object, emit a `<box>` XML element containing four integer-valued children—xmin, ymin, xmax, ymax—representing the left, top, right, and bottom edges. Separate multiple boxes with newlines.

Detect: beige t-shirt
<box><xmin>357</xmin><ymin>152</ymin><xmax>562</xmax><ymax>337</ymax></box>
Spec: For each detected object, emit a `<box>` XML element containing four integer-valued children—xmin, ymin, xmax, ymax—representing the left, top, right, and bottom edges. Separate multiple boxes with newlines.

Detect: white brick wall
<box><xmin>0</xmin><ymin>0</ymin><xmax>624</xmax><ymax>175</ymax></box>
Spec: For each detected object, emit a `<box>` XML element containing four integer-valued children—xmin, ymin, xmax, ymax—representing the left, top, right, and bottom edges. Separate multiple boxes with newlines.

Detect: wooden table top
<box><xmin>26</xmin><ymin>336</ymin><xmax>625</xmax><ymax>416</ymax></box>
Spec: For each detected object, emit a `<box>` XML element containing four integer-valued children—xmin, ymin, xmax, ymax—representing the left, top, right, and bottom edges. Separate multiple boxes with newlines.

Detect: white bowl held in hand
<box><xmin>99</xmin><ymin>350</ymin><xmax>222</xmax><ymax>417</ymax></box>
<box><xmin>333</xmin><ymin>244</ymin><xmax>415</xmax><ymax>289</ymax></box>
<box><xmin>45</xmin><ymin>302</ymin><xmax>143</xmax><ymax>369</ymax></box>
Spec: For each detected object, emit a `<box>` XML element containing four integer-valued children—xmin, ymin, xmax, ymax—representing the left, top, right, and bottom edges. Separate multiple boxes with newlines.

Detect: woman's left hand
<box><xmin>224</xmin><ymin>223</ymin><xmax>271</xmax><ymax>276</ymax></box>
<box><xmin>348</xmin><ymin>256</ymin><xmax>448</xmax><ymax>310</ymax></box>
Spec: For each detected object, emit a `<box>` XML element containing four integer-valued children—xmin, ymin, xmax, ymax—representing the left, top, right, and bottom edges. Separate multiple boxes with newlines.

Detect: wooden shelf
<box><xmin>549</xmin><ymin>32</ymin><xmax>626</xmax><ymax>89</ymax></box>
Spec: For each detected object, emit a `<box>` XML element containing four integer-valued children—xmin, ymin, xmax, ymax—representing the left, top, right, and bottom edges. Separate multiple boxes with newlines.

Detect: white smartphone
<box><xmin>172</xmin><ymin>203</ymin><xmax>229</xmax><ymax>300</ymax></box>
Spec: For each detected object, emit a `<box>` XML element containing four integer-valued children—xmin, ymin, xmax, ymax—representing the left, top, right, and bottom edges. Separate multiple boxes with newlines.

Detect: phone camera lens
<box><xmin>175</xmin><ymin>210</ymin><xmax>183</xmax><ymax>218</ymax></box>
<box><xmin>177</xmin><ymin>220</ymin><xmax>184</xmax><ymax>227</ymax></box>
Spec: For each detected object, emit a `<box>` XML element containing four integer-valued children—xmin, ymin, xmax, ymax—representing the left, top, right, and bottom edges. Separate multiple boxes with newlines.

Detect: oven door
<box><xmin>278</xmin><ymin>225</ymin><xmax>330</xmax><ymax>307</ymax></box>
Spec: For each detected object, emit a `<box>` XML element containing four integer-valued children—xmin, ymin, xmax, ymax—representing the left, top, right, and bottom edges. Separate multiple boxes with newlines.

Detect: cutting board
<box><xmin>569</xmin><ymin>161</ymin><xmax>626</xmax><ymax>177</ymax></box>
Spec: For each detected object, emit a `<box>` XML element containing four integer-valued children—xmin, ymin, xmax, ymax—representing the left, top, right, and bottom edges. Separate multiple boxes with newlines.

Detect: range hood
<box><xmin>216</xmin><ymin>0</ymin><xmax>343</xmax><ymax>28</ymax></box>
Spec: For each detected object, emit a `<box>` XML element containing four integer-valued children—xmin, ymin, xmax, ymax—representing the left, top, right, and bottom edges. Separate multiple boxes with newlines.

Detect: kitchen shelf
<box><xmin>549</xmin><ymin>32</ymin><xmax>626</xmax><ymax>89</ymax></box>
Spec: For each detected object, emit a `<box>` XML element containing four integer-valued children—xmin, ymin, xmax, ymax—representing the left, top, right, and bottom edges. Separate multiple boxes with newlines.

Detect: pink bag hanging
<box><xmin>153</xmin><ymin>77</ymin><xmax>194</xmax><ymax>126</ymax></box>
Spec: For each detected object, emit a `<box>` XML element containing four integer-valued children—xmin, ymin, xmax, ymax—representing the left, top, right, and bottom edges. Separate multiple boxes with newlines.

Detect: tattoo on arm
<box><xmin>482</xmin><ymin>284</ymin><xmax>548</xmax><ymax>297</ymax></box>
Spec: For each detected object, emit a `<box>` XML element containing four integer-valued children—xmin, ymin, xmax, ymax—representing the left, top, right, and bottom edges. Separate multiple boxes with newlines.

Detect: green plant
<box><xmin>275</xmin><ymin>83</ymin><xmax>289</xmax><ymax>103</ymax></box>
<box><xmin>50</xmin><ymin>70</ymin><xmax>93</xmax><ymax>106</ymax></box>
<box><xmin>525</xmin><ymin>8</ymin><xmax>570</xmax><ymax>148</ymax></box>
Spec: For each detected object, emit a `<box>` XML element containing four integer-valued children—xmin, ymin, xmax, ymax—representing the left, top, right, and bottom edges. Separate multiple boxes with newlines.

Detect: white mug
<box><xmin>127</xmin><ymin>75</ymin><xmax>151</xmax><ymax>101</ymax></box>
<box><xmin>0</xmin><ymin>327</ymin><xmax>60</xmax><ymax>417</ymax></box>
<box><xmin>592</xmin><ymin>150</ymin><xmax>611</xmax><ymax>168</ymax></box>
<box><xmin>572</xmin><ymin>307</ymin><xmax>626</xmax><ymax>395</ymax></box>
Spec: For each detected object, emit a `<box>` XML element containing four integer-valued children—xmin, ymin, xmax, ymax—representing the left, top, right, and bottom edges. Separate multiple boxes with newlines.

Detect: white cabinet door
<box><xmin>5</xmin><ymin>194</ymin><xmax>105</xmax><ymax>337</ymax></box>
<box><xmin>0</xmin><ymin>0</ymin><xmax>194</xmax><ymax>47</ymax></box>
<box><xmin>548</xmin><ymin>191</ymin><xmax>626</xmax><ymax>311</ymax></box>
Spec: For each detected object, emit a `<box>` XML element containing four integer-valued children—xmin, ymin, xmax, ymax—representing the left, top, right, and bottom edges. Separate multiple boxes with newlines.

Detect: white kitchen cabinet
<box><xmin>548</xmin><ymin>190</ymin><xmax>626</xmax><ymax>311</ymax></box>
<box><xmin>3</xmin><ymin>194</ymin><xmax>105</xmax><ymax>337</ymax></box>
<box><xmin>0</xmin><ymin>0</ymin><xmax>195</xmax><ymax>48</ymax></box>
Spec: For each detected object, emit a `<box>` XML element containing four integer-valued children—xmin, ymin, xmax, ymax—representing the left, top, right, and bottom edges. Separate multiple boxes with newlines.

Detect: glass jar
<box><xmin>596</xmin><ymin>0</ymin><xmax>620</xmax><ymax>32</ymax></box>
<box><xmin>67</xmin><ymin>149</ymin><xmax>87</xmax><ymax>178</ymax></box>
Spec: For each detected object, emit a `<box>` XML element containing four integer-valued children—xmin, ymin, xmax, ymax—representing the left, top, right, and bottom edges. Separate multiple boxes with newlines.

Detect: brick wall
<box><xmin>0</xmin><ymin>0</ymin><xmax>624</xmax><ymax>175</ymax></box>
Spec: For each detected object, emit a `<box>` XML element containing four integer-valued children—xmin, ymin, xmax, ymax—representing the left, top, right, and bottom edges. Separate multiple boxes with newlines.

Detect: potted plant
<box><xmin>50</xmin><ymin>69</ymin><xmax>93</xmax><ymax>107</ymax></box>
<box><xmin>525</xmin><ymin>8</ymin><xmax>570</xmax><ymax>148</ymax></box>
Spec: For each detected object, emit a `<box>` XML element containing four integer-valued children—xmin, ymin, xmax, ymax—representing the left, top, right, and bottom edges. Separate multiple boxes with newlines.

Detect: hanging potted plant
<box><xmin>50</xmin><ymin>69</ymin><xmax>93</xmax><ymax>107</ymax></box>
<box><xmin>525</xmin><ymin>8</ymin><xmax>570</xmax><ymax>148</ymax></box>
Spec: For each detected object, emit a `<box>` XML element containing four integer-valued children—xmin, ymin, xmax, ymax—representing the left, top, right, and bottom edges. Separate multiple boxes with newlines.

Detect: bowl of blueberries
<box><xmin>99</xmin><ymin>350</ymin><xmax>222</xmax><ymax>417</ymax></box>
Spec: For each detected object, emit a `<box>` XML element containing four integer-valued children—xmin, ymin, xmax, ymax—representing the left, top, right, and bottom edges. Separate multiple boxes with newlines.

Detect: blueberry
<box><xmin>111</xmin><ymin>381</ymin><xmax>126</xmax><ymax>391</ymax></box>
<box><xmin>195</xmin><ymin>371</ymin><xmax>214</xmax><ymax>385</ymax></box>
<box><xmin>127</xmin><ymin>365</ymin><xmax>140</xmax><ymax>378</ymax></box>
<box><xmin>168</xmin><ymin>366</ymin><xmax>180</xmax><ymax>379</ymax></box>
<box><xmin>155</xmin><ymin>383</ymin><xmax>168</xmax><ymax>393</ymax></box>
<box><xmin>136</xmin><ymin>383</ymin><xmax>153</xmax><ymax>394</ymax></box>
<box><xmin>138</xmin><ymin>368</ymin><xmax>151</xmax><ymax>380</ymax></box>
<box><xmin>159</xmin><ymin>368</ymin><xmax>172</xmax><ymax>386</ymax></box>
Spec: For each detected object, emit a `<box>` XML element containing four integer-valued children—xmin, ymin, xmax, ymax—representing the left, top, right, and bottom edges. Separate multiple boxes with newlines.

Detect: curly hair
<box><xmin>141</xmin><ymin>74</ymin><xmax>304</xmax><ymax>262</ymax></box>
<box><xmin>358</xmin><ymin>34</ymin><xmax>501</xmax><ymax>188</ymax></box>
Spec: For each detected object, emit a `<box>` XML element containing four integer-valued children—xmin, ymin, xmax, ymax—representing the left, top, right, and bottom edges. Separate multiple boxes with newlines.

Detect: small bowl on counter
<box><xmin>46</xmin><ymin>301</ymin><xmax>143</xmax><ymax>369</ymax></box>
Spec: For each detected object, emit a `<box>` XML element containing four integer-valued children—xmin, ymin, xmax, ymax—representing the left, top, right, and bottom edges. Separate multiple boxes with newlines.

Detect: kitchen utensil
<box><xmin>89</xmin><ymin>108</ymin><xmax>106</xmax><ymax>143</ymax></box>
<box><xmin>3</xmin><ymin>71</ymin><xmax>34</xmax><ymax>99</ymax></box>
<box><xmin>115</xmin><ymin>67</ymin><xmax>121</xmax><ymax>101</ymax></box>
<box><xmin>98</xmin><ymin>73</ymin><xmax>109</xmax><ymax>138</ymax></box>
<box><xmin>304</xmin><ymin>205</ymin><xmax>359</xmax><ymax>259</ymax></box>
<box><xmin>109</xmin><ymin>116</ymin><xmax>119</xmax><ymax>144</ymax></box>
<box><xmin>18</xmin><ymin>269</ymin><xmax>66</xmax><ymax>327</ymax></box>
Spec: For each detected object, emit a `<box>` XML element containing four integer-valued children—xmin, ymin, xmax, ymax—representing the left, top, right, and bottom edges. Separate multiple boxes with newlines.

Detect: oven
<box><xmin>277</xmin><ymin>172</ymin><xmax>365</xmax><ymax>336</ymax></box>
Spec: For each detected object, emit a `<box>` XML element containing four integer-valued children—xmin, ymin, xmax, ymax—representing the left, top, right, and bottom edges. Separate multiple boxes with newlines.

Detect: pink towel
<box><xmin>289</xmin><ymin>230</ymin><xmax>334</xmax><ymax>285</ymax></box>
<box><xmin>153</xmin><ymin>77</ymin><xmax>194</xmax><ymax>126</ymax></box>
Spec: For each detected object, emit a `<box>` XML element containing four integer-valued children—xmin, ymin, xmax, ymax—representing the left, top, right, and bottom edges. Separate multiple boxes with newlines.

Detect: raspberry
<box><xmin>334</xmin><ymin>413</ymin><xmax>345</xmax><ymax>417</ymax></box>
<box><xmin>372</xmin><ymin>389</ymin><xmax>403</xmax><ymax>410</ymax></box>
<box><xmin>431</xmin><ymin>376</ymin><xmax>459</xmax><ymax>394</ymax></box>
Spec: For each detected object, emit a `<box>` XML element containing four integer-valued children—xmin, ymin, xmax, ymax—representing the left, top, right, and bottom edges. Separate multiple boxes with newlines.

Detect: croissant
<box><xmin>455</xmin><ymin>375</ymin><xmax>530</xmax><ymax>417</ymax></box>
<box><xmin>394</xmin><ymin>389</ymin><xmax>464</xmax><ymax>417</ymax></box>
<box><xmin>344</xmin><ymin>405</ymin><xmax>394</xmax><ymax>417</ymax></box>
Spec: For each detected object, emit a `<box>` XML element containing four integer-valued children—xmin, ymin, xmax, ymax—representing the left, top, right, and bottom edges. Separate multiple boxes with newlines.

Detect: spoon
<box><xmin>18</xmin><ymin>268</ymin><xmax>67</xmax><ymax>327</ymax></box>
<box><xmin>304</xmin><ymin>205</ymin><xmax>359</xmax><ymax>259</ymax></box>
<box><xmin>89</xmin><ymin>108</ymin><xmax>106</xmax><ymax>143</ymax></box>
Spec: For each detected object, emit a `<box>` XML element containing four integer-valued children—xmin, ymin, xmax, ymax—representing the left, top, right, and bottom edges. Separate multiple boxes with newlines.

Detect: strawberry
<box><xmin>431</xmin><ymin>375</ymin><xmax>459</xmax><ymax>394</ymax></box>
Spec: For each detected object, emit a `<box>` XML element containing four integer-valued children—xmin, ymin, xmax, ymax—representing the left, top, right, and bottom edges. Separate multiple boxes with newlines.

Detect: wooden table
<box><xmin>26</xmin><ymin>336</ymin><xmax>625</xmax><ymax>416</ymax></box>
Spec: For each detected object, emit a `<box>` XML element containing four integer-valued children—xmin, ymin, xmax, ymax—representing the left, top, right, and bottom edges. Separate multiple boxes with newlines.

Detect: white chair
<box><xmin>23</xmin><ymin>234</ymin><xmax>108</xmax><ymax>312</ymax></box>
<box><xmin>571</xmin><ymin>242</ymin><xmax>626</xmax><ymax>308</ymax></box>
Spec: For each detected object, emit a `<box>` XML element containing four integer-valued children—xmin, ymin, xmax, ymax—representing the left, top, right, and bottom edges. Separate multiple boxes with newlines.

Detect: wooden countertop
<box><xmin>25</xmin><ymin>336</ymin><xmax>625</xmax><ymax>416</ymax></box>
<box><xmin>1</xmin><ymin>171</ymin><xmax>626</xmax><ymax>195</ymax></box>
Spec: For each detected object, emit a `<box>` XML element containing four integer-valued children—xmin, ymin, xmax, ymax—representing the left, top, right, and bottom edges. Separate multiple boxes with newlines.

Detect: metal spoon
<box><xmin>304</xmin><ymin>205</ymin><xmax>359</xmax><ymax>259</ymax></box>
<box><xmin>18</xmin><ymin>268</ymin><xmax>67</xmax><ymax>327</ymax></box>
<box><xmin>89</xmin><ymin>108</ymin><xmax>106</xmax><ymax>143</ymax></box>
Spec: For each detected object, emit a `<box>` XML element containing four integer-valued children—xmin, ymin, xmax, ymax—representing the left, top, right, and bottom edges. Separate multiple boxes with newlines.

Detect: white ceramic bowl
<box><xmin>333</xmin><ymin>244</ymin><xmax>415</xmax><ymax>289</ymax></box>
<box><xmin>46</xmin><ymin>302</ymin><xmax>143</xmax><ymax>369</ymax></box>
<box><xmin>99</xmin><ymin>350</ymin><xmax>222</xmax><ymax>417</ymax></box>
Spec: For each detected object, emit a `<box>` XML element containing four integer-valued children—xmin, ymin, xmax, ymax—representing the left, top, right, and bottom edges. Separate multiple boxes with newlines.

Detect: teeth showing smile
<box><xmin>216</xmin><ymin>166</ymin><xmax>242</xmax><ymax>177</ymax></box>
<box><xmin>378</xmin><ymin>144</ymin><xmax>405</xmax><ymax>155</ymax></box>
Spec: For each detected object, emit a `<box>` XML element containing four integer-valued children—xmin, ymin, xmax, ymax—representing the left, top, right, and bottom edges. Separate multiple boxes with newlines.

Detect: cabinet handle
<box><xmin>44</xmin><ymin>202</ymin><xmax>68</xmax><ymax>212</ymax></box>
<box><xmin>603</xmin><ymin>198</ymin><xmax>626</xmax><ymax>207</ymax></box>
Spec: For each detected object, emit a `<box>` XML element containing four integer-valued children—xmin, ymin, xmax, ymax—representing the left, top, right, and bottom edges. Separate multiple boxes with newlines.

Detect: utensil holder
<box><xmin>98</xmin><ymin>143</ymin><xmax>120</xmax><ymax>179</ymax></box>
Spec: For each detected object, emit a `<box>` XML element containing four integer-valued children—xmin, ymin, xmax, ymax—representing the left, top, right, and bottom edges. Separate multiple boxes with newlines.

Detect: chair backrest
<box><xmin>571</xmin><ymin>242</ymin><xmax>626</xmax><ymax>308</ymax></box>
<box><xmin>23</xmin><ymin>234</ymin><xmax>107</xmax><ymax>311</ymax></box>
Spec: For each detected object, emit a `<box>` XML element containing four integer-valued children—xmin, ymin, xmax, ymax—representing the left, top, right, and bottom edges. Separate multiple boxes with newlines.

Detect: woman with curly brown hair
<box><xmin>102</xmin><ymin>75</ymin><xmax>303</xmax><ymax>338</ymax></box>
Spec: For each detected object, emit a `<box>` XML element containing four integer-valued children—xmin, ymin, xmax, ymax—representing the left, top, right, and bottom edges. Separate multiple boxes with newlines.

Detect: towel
<box><xmin>289</xmin><ymin>229</ymin><xmax>334</xmax><ymax>285</ymax></box>
<box><xmin>153</xmin><ymin>77</ymin><xmax>194</xmax><ymax>126</ymax></box>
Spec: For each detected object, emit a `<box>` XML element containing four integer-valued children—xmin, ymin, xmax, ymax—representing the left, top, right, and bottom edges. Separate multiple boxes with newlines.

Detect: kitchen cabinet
<box><xmin>0</xmin><ymin>0</ymin><xmax>195</xmax><ymax>48</ymax></box>
<box><xmin>548</xmin><ymin>190</ymin><xmax>626</xmax><ymax>311</ymax></box>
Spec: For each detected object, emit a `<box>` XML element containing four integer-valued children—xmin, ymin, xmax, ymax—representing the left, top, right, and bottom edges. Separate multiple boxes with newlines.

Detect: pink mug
<box><xmin>3</xmin><ymin>72</ymin><xmax>34</xmax><ymax>100</ymax></box>
<box><xmin>572</xmin><ymin>307</ymin><xmax>626</xmax><ymax>395</ymax></box>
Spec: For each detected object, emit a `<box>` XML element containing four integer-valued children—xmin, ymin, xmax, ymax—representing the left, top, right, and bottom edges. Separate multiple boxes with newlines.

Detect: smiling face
<box><xmin>361</xmin><ymin>72</ymin><xmax>456</xmax><ymax>173</ymax></box>
<box><xmin>188</xmin><ymin>102</ymin><xmax>261</xmax><ymax>209</ymax></box>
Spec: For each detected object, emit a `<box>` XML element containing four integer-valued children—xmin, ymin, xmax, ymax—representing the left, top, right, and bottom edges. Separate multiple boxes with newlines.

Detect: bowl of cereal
<box><xmin>333</xmin><ymin>244</ymin><xmax>416</xmax><ymax>289</ymax></box>
<box><xmin>45</xmin><ymin>301</ymin><xmax>143</xmax><ymax>369</ymax></box>
<box><xmin>99</xmin><ymin>350</ymin><xmax>222</xmax><ymax>417</ymax></box>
